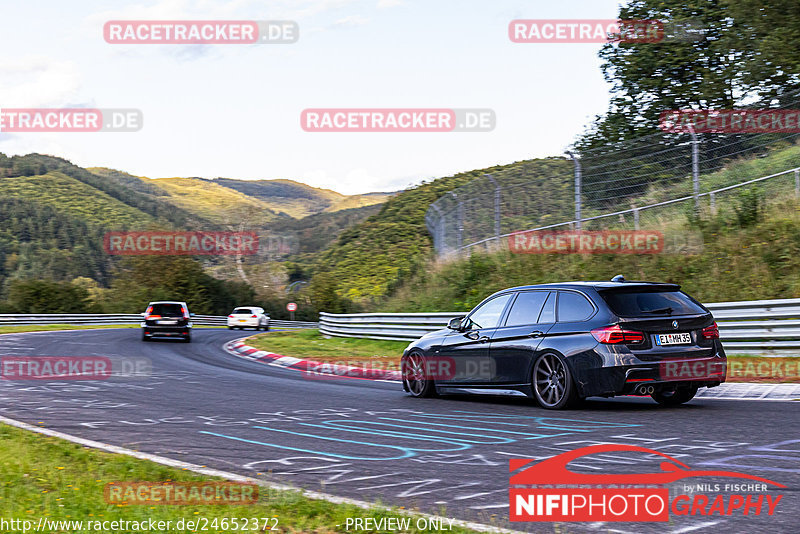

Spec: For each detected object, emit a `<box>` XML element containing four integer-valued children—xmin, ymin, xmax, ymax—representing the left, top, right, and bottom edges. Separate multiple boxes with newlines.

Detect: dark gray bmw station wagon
<box><xmin>401</xmin><ymin>276</ymin><xmax>726</xmax><ymax>409</ymax></box>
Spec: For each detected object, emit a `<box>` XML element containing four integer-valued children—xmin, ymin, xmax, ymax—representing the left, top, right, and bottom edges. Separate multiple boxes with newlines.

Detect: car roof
<box><xmin>148</xmin><ymin>301</ymin><xmax>188</xmax><ymax>305</ymax></box>
<box><xmin>489</xmin><ymin>280</ymin><xmax>681</xmax><ymax>296</ymax></box>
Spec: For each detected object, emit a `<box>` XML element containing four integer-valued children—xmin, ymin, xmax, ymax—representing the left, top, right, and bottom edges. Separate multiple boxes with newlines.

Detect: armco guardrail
<box><xmin>320</xmin><ymin>298</ymin><xmax>800</xmax><ymax>354</ymax></box>
<box><xmin>0</xmin><ymin>314</ymin><xmax>317</xmax><ymax>329</ymax></box>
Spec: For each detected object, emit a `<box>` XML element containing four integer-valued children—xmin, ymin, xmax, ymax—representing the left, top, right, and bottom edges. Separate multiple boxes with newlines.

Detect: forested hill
<box><xmin>0</xmin><ymin>153</ymin><xmax>392</xmax><ymax>312</ymax></box>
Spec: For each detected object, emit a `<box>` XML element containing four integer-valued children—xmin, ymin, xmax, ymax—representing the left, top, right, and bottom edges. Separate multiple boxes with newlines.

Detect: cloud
<box><xmin>377</xmin><ymin>0</ymin><xmax>406</xmax><ymax>9</ymax></box>
<box><xmin>332</xmin><ymin>15</ymin><xmax>369</xmax><ymax>28</ymax></box>
<box><xmin>0</xmin><ymin>56</ymin><xmax>83</xmax><ymax>107</ymax></box>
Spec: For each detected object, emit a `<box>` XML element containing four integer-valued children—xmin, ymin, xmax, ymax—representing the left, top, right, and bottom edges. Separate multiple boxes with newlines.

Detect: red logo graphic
<box><xmin>509</xmin><ymin>230</ymin><xmax>663</xmax><ymax>254</ymax></box>
<box><xmin>510</xmin><ymin>444</ymin><xmax>784</xmax><ymax>522</ymax></box>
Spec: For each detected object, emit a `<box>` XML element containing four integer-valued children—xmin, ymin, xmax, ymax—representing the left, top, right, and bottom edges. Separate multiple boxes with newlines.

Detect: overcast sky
<box><xmin>0</xmin><ymin>0</ymin><xmax>623</xmax><ymax>194</ymax></box>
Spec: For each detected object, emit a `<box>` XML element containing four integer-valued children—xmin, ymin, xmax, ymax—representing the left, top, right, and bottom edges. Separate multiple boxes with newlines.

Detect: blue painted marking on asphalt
<box><xmin>200</xmin><ymin>411</ymin><xmax>641</xmax><ymax>461</ymax></box>
<box><xmin>295</xmin><ymin>422</ymin><xmax>500</xmax><ymax>447</ymax></box>
<box><xmin>374</xmin><ymin>417</ymin><xmax>575</xmax><ymax>439</ymax></box>
<box><xmin>199</xmin><ymin>429</ymin><xmax>419</xmax><ymax>461</ymax></box>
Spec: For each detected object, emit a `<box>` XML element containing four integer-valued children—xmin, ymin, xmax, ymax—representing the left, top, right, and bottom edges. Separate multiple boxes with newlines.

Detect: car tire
<box><xmin>227</xmin><ymin>326</ymin><xmax>233</xmax><ymax>330</ymax></box>
<box><xmin>264</xmin><ymin>324</ymin><xmax>270</xmax><ymax>331</ymax></box>
<box><xmin>142</xmin><ymin>332</ymin><xmax>150</xmax><ymax>342</ymax></box>
<box><xmin>183</xmin><ymin>335</ymin><xmax>191</xmax><ymax>343</ymax></box>
<box><xmin>402</xmin><ymin>352</ymin><xmax>436</xmax><ymax>398</ymax></box>
<box><xmin>531</xmin><ymin>352</ymin><xmax>578</xmax><ymax>410</ymax></box>
<box><xmin>651</xmin><ymin>386</ymin><xmax>698</xmax><ymax>406</ymax></box>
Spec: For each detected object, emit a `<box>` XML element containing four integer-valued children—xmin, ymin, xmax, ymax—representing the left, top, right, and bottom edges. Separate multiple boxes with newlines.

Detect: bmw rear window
<box><xmin>233</xmin><ymin>308</ymin><xmax>253</xmax><ymax>314</ymax></box>
<box><xmin>600</xmin><ymin>290</ymin><xmax>706</xmax><ymax>317</ymax></box>
<box><xmin>151</xmin><ymin>303</ymin><xmax>185</xmax><ymax>316</ymax></box>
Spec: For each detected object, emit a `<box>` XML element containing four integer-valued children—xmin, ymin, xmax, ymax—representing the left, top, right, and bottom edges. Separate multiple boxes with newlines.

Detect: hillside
<box><xmin>310</xmin><ymin>159</ymin><xmax>571</xmax><ymax>303</ymax></box>
<box><xmin>209</xmin><ymin>177</ymin><xmax>392</xmax><ymax>218</ymax></box>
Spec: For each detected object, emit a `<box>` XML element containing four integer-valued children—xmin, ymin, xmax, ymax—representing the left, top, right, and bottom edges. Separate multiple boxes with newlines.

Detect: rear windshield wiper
<box><xmin>643</xmin><ymin>307</ymin><xmax>673</xmax><ymax>315</ymax></box>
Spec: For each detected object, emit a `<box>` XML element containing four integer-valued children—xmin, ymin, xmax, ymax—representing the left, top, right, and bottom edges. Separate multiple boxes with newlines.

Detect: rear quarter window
<box><xmin>601</xmin><ymin>290</ymin><xmax>706</xmax><ymax>317</ymax></box>
<box><xmin>557</xmin><ymin>291</ymin><xmax>595</xmax><ymax>322</ymax></box>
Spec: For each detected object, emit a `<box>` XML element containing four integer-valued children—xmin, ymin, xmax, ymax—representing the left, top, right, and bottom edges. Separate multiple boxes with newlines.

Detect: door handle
<box><xmin>478</xmin><ymin>336</ymin><xmax>490</xmax><ymax>343</ymax></box>
<box><xmin>528</xmin><ymin>331</ymin><xmax>544</xmax><ymax>338</ymax></box>
<box><xmin>465</xmin><ymin>331</ymin><xmax>480</xmax><ymax>340</ymax></box>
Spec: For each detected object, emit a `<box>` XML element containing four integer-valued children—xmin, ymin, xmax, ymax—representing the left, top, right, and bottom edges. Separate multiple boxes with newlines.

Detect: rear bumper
<box><xmin>227</xmin><ymin>319</ymin><xmax>261</xmax><ymax>327</ymax></box>
<box><xmin>572</xmin><ymin>347</ymin><xmax>727</xmax><ymax>398</ymax></box>
<box><xmin>141</xmin><ymin>322</ymin><xmax>192</xmax><ymax>337</ymax></box>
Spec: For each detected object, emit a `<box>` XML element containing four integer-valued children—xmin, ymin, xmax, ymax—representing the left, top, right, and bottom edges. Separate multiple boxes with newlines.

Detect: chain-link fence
<box><xmin>426</xmin><ymin>90</ymin><xmax>800</xmax><ymax>256</ymax></box>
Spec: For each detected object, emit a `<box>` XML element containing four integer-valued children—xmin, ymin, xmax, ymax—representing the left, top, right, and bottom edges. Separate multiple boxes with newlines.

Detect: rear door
<box><xmin>487</xmin><ymin>290</ymin><xmax>554</xmax><ymax>384</ymax></box>
<box><xmin>436</xmin><ymin>293</ymin><xmax>513</xmax><ymax>384</ymax></box>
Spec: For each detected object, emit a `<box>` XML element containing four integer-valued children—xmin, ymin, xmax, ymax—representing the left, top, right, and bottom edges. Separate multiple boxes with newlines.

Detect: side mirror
<box><xmin>447</xmin><ymin>316</ymin><xmax>465</xmax><ymax>331</ymax></box>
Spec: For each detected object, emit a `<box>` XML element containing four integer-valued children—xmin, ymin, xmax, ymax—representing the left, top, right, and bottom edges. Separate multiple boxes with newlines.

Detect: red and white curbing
<box><xmin>224</xmin><ymin>339</ymin><xmax>402</xmax><ymax>382</ymax></box>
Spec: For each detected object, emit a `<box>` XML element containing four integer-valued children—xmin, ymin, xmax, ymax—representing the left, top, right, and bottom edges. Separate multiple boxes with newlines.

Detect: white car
<box><xmin>227</xmin><ymin>307</ymin><xmax>270</xmax><ymax>330</ymax></box>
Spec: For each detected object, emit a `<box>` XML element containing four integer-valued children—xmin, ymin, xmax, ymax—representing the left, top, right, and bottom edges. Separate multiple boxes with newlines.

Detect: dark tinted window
<box><xmin>233</xmin><ymin>308</ymin><xmax>253</xmax><ymax>314</ymax></box>
<box><xmin>601</xmin><ymin>290</ymin><xmax>705</xmax><ymax>317</ymax></box>
<box><xmin>557</xmin><ymin>291</ymin><xmax>595</xmax><ymax>322</ymax></box>
<box><xmin>505</xmin><ymin>291</ymin><xmax>548</xmax><ymax>326</ymax></box>
<box><xmin>466</xmin><ymin>294</ymin><xmax>512</xmax><ymax>329</ymax></box>
<box><xmin>151</xmin><ymin>303</ymin><xmax>184</xmax><ymax>316</ymax></box>
<box><xmin>539</xmin><ymin>292</ymin><xmax>556</xmax><ymax>323</ymax></box>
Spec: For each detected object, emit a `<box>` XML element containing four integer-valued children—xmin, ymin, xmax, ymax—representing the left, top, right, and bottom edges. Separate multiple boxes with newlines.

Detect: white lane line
<box><xmin>671</xmin><ymin>520</ymin><xmax>722</xmax><ymax>533</ymax></box>
<box><xmin>0</xmin><ymin>415</ymin><xmax>525</xmax><ymax>534</ymax></box>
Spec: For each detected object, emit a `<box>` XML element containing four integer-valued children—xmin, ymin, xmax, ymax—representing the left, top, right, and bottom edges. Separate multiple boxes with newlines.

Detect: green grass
<box><xmin>0</xmin><ymin>423</ymin><xmax>482</xmax><ymax>533</ymax></box>
<box><xmin>246</xmin><ymin>329</ymin><xmax>409</xmax><ymax>364</ymax></box>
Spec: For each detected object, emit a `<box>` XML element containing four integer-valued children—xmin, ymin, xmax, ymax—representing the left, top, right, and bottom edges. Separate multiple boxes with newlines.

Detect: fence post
<box><xmin>449</xmin><ymin>191</ymin><xmax>463</xmax><ymax>251</ymax></box>
<box><xmin>795</xmin><ymin>169</ymin><xmax>799</xmax><ymax>199</ymax></box>
<box><xmin>633</xmin><ymin>208</ymin><xmax>640</xmax><ymax>230</ymax></box>
<box><xmin>485</xmin><ymin>174</ymin><xmax>501</xmax><ymax>243</ymax></box>
<box><xmin>689</xmin><ymin>127</ymin><xmax>700</xmax><ymax>212</ymax></box>
<box><xmin>567</xmin><ymin>151</ymin><xmax>582</xmax><ymax>230</ymax></box>
<box><xmin>710</xmin><ymin>192</ymin><xmax>716</xmax><ymax>214</ymax></box>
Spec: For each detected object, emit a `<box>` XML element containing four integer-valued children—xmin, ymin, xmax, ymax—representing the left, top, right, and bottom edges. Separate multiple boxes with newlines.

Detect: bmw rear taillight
<box><xmin>228</xmin><ymin>315</ymin><xmax>234</xmax><ymax>318</ymax></box>
<box><xmin>701</xmin><ymin>322</ymin><xmax>720</xmax><ymax>339</ymax></box>
<box><xmin>251</xmin><ymin>314</ymin><xmax>257</xmax><ymax>318</ymax></box>
<box><xmin>591</xmin><ymin>325</ymin><xmax>645</xmax><ymax>344</ymax></box>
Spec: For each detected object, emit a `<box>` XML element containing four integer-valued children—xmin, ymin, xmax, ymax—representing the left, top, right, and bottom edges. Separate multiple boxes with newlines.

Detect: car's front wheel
<box><xmin>651</xmin><ymin>386</ymin><xmax>698</xmax><ymax>406</ymax></box>
<box><xmin>532</xmin><ymin>352</ymin><xmax>578</xmax><ymax>410</ymax></box>
<box><xmin>402</xmin><ymin>352</ymin><xmax>435</xmax><ymax>397</ymax></box>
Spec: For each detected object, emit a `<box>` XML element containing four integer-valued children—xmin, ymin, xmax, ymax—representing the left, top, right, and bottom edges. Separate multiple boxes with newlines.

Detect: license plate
<box><xmin>157</xmin><ymin>319</ymin><xmax>177</xmax><ymax>325</ymax></box>
<box><xmin>655</xmin><ymin>333</ymin><xmax>691</xmax><ymax>346</ymax></box>
<box><xmin>239</xmin><ymin>319</ymin><xmax>247</xmax><ymax>322</ymax></box>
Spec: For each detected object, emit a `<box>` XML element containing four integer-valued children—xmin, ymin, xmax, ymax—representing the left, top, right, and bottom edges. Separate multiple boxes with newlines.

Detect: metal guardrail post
<box><xmin>485</xmin><ymin>174</ymin><xmax>501</xmax><ymax>243</ymax></box>
<box><xmin>633</xmin><ymin>208</ymin><xmax>639</xmax><ymax>230</ymax></box>
<box><xmin>710</xmin><ymin>191</ymin><xmax>716</xmax><ymax>213</ymax></box>
<box><xmin>688</xmin><ymin>126</ymin><xmax>700</xmax><ymax>211</ymax></box>
<box><xmin>795</xmin><ymin>169</ymin><xmax>799</xmax><ymax>199</ymax></box>
<box><xmin>566</xmin><ymin>151</ymin><xmax>582</xmax><ymax>230</ymax></box>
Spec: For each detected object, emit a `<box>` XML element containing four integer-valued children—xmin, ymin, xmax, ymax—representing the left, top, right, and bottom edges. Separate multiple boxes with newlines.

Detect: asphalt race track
<box><xmin>0</xmin><ymin>328</ymin><xmax>797</xmax><ymax>533</ymax></box>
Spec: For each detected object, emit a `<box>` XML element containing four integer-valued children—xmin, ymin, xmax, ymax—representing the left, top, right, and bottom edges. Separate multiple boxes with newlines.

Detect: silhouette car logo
<box><xmin>509</xmin><ymin>444</ymin><xmax>785</xmax><ymax>487</ymax></box>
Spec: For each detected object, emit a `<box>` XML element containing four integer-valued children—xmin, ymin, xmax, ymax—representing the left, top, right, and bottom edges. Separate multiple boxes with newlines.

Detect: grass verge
<box><xmin>246</xmin><ymin>329</ymin><xmax>408</xmax><ymax>365</ymax></box>
<box><xmin>0</xmin><ymin>422</ymin><xmax>483</xmax><ymax>533</ymax></box>
<box><xmin>246</xmin><ymin>330</ymin><xmax>800</xmax><ymax>383</ymax></box>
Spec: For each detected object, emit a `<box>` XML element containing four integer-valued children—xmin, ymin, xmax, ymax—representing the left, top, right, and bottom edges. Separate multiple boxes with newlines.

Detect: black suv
<box><xmin>401</xmin><ymin>277</ymin><xmax>726</xmax><ymax>409</ymax></box>
<box><xmin>141</xmin><ymin>301</ymin><xmax>193</xmax><ymax>342</ymax></box>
